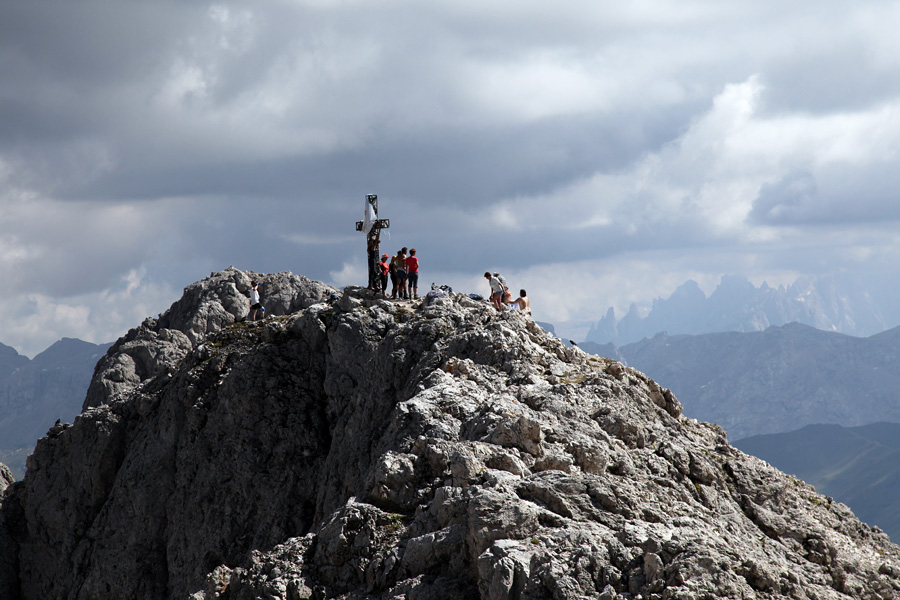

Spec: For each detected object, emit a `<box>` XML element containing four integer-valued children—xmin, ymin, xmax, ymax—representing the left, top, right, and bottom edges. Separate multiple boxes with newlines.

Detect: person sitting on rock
<box><xmin>510</xmin><ymin>289</ymin><xmax>531</xmax><ymax>314</ymax></box>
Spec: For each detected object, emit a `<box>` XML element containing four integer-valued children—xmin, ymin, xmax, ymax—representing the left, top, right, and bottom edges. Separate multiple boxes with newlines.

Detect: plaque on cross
<box><xmin>356</xmin><ymin>194</ymin><xmax>390</xmax><ymax>290</ymax></box>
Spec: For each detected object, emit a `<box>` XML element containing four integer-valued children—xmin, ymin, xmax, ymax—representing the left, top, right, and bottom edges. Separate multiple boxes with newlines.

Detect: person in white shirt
<box><xmin>249</xmin><ymin>281</ymin><xmax>262</xmax><ymax>321</ymax></box>
<box><xmin>485</xmin><ymin>272</ymin><xmax>504</xmax><ymax>310</ymax></box>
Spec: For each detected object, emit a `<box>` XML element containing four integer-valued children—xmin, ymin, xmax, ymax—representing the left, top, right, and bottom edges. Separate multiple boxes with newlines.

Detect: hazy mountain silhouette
<box><xmin>586</xmin><ymin>274</ymin><xmax>896</xmax><ymax>346</ymax></box>
<box><xmin>580</xmin><ymin>323</ymin><xmax>900</xmax><ymax>440</ymax></box>
<box><xmin>0</xmin><ymin>338</ymin><xmax>111</xmax><ymax>478</ymax></box>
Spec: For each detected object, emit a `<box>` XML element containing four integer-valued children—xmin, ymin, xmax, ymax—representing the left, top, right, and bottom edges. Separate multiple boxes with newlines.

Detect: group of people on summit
<box><xmin>367</xmin><ymin>229</ymin><xmax>420</xmax><ymax>299</ymax></box>
<box><xmin>365</xmin><ymin>232</ymin><xmax>530</xmax><ymax>314</ymax></box>
<box><xmin>247</xmin><ymin>249</ymin><xmax>530</xmax><ymax>322</ymax></box>
<box><xmin>368</xmin><ymin>243</ymin><xmax>530</xmax><ymax>314</ymax></box>
<box><xmin>359</xmin><ymin>198</ymin><xmax>531</xmax><ymax>313</ymax></box>
<box><xmin>377</xmin><ymin>247</ymin><xmax>419</xmax><ymax>299</ymax></box>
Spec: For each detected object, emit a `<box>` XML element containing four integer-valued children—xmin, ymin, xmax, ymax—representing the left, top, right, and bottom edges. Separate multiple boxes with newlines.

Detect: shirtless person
<box><xmin>392</xmin><ymin>249</ymin><xmax>408</xmax><ymax>299</ymax></box>
<box><xmin>389</xmin><ymin>251</ymin><xmax>400</xmax><ymax>298</ymax></box>
<box><xmin>511</xmin><ymin>289</ymin><xmax>531</xmax><ymax>314</ymax></box>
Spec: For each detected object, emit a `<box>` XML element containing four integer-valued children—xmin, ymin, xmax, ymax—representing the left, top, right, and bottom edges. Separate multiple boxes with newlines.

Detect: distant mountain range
<box><xmin>586</xmin><ymin>274</ymin><xmax>899</xmax><ymax>346</ymax></box>
<box><xmin>734</xmin><ymin>422</ymin><xmax>900</xmax><ymax>542</ymax></box>
<box><xmin>580</xmin><ymin>322</ymin><xmax>900</xmax><ymax>440</ymax></box>
<box><xmin>0</xmin><ymin>338</ymin><xmax>110</xmax><ymax>479</ymax></box>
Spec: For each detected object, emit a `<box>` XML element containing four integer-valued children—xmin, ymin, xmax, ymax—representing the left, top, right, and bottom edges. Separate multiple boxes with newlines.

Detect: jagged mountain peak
<box><xmin>587</xmin><ymin>274</ymin><xmax>892</xmax><ymax>346</ymax></box>
<box><xmin>0</xmin><ymin>342</ymin><xmax>29</xmax><ymax>377</ymax></box>
<box><xmin>83</xmin><ymin>267</ymin><xmax>336</xmax><ymax>411</ymax></box>
<box><xmin>1</xmin><ymin>269</ymin><xmax>898</xmax><ymax>599</ymax></box>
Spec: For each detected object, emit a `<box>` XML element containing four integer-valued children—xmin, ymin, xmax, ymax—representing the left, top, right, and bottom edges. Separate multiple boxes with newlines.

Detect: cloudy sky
<box><xmin>3</xmin><ymin>0</ymin><xmax>900</xmax><ymax>356</ymax></box>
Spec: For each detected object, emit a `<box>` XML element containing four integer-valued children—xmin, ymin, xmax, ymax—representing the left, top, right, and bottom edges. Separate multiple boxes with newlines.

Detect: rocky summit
<box><xmin>1</xmin><ymin>268</ymin><xmax>898</xmax><ymax>600</ymax></box>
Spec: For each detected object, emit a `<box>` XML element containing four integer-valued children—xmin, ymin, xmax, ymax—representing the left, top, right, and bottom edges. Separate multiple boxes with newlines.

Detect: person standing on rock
<box><xmin>249</xmin><ymin>281</ymin><xmax>262</xmax><ymax>321</ymax></box>
<box><xmin>394</xmin><ymin>248</ymin><xmax>408</xmax><ymax>299</ymax></box>
<box><xmin>485</xmin><ymin>272</ymin><xmax>504</xmax><ymax>310</ymax></box>
<box><xmin>389</xmin><ymin>251</ymin><xmax>400</xmax><ymax>298</ymax></box>
<box><xmin>366</xmin><ymin>229</ymin><xmax>381</xmax><ymax>291</ymax></box>
<box><xmin>406</xmin><ymin>248</ymin><xmax>420</xmax><ymax>299</ymax></box>
<box><xmin>378</xmin><ymin>254</ymin><xmax>390</xmax><ymax>297</ymax></box>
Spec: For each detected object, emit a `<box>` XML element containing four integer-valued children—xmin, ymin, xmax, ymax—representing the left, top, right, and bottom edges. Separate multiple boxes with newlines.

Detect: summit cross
<box><xmin>355</xmin><ymin>194</ymin><xmax>390</xmax><ymax>290</ymax></box>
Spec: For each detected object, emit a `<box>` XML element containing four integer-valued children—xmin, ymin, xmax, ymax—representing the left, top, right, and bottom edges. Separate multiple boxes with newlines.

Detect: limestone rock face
<box><xmin>0</xmin><ymin>464</ymin><xmax>12</xmax><ymax>495</ymax></box>
<box><xmin>0</xmin><ymin>463</ymin><xmax>18</xmax><ymax>600</ymax></box>
<box><xmin>83</xmin><ymin>267</ymin><xmax>335</xmax><ymax>410</ymax></box>
<box><xmin>1</xmin><ymin>270</ymin><xmax>898</xmax><ymax>600</ymax></box>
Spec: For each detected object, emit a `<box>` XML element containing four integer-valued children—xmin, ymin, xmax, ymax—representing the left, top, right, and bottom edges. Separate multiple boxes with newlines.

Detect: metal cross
<box><xmin>356</xmin><ymin>194</ymin><xmax>390</xmax><ymax>290</ymax></box>
<box><xmin>355</xmin><ymin>194</ymin><xmax>390</xmax><ymax>233</ymax></box>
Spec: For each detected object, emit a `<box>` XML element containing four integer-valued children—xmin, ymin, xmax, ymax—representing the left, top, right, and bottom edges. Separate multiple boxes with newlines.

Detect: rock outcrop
<box><xmin>1</xmin><ymin>268</ymin><xmax>898</xmax><ymax>600</ymax></box>
<box><xmin>0</xmin><ymin>463</ymin><xmax>19</xmax><ymax>600</ymax></box>
<box><xmin>0</xmin><ymin>464</ymin><xmax>13</xmax><ymax>496</ymax></box>
<box><xmin>83</xmin><ymin>267</ymin><xmax>335</xmax><ymax>410</ymax></box>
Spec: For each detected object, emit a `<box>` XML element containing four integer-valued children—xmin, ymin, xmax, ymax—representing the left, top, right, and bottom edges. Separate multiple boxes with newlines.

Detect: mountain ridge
<box><xmin>1</xmin><ymin>267</ymin><xmax>898</xmax><ymax>599</ymax></box>
<box><xmin>0</xmin><ymin>337</ymin><xmax>111</xmax><ymax>478</ymax></box>
<box><xmin>587</xmin><ymin>274</ymin><xmax>897</xmax><ymax>346</ymax></box>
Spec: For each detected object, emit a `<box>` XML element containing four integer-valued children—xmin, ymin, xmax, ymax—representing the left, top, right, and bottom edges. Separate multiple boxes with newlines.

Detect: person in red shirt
<box><xmin>378</xmin><ymin>254</ymin><xmax>390</xmax><ymax>297</ymax></box>
<box><xmin>405</xmin><ymin>248</ymin><xmax>420</xmax><ymax>299</ymax></box>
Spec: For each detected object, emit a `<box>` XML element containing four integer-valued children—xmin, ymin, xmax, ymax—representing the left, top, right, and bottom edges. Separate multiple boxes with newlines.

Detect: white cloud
<box><xmin>156</xmin><ymin>60</ymin><xmax>212</xmax><ymax>107</ymax></box>
<box><xmin>461</xmin><ymin>52</ymin><xmax>611</xmax><ymax>121</ymax></box>
<box><xmin>329</xmin><ymin>260</ymin><xmax>364</xmax><ymax>288</ymax></box>
<box><xmin>4</xmin><ymin>268</ymin><xmax>177</xmax><ymax>358</ymax></box>
<box><xmin>476</xmin><ymin>72</ymin><xmax>900</xmax><ymax>244</ymax></box>
<box><xmin>281</xmin><ymin>232</ymin><xmax>357</xmax><ymax>246</ymax></box>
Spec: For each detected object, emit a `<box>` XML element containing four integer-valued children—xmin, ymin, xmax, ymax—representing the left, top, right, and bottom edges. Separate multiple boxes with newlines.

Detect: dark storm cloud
<box><xmin>0</xmin><ymin>3</ymin><xmax>193</xmax><ymax>134</ymax></box>
<box><xmin>751</xmin><ymin>164</ymin><xmax>900</xmax><ymax>226</ymax></box>
<box><xmin>69</xmin><ymin>104</ymin><xmax>694</xmax><ymax>208</ymax></box>
<box><xmin>4</xmin><ymin>0</ymin><xmax>900</xmax><ymax>355</ymax></box>
<box><xmin>4</xmin><ymin>0</ymin><xmax>712</xmax><ymax>204</ymax></box>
